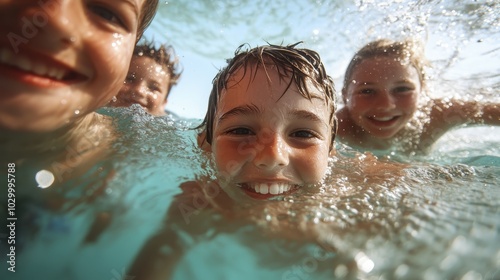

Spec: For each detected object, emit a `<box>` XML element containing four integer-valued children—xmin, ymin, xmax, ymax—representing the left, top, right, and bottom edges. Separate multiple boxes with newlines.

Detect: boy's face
<box><xmin>110</xmin><ymin>56</ymin><xmax>170</xmax><ymax>116</ymax></box>
<box><xmin>344</xmin><ymin>56</ymin><xmax>420</xmax><ymax>139</ymax></box>
<box><xmin>209</xmin><ymin>65</ymin><xmax>332</xmax><ymax>201</ymax></box>
<box><xmin>0</xmin><ymin>0</ymin><xmax>146</xmax><ymax>132</ymax></box>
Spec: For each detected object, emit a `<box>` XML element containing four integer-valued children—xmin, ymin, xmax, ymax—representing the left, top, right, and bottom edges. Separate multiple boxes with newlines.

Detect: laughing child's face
<box><xmin>209</xmin><ymin>64</ymin><xmax>333</xmax><ymax>201</ymax></box>
<box><xmin>112</xmin><ymin>55</ymin><xmax>171</xmax><ymax>116</ymax></box>
<box><xmin>0</xmin><ymin>0</ymin><xmax>148</xmax><ymax>132</ymax></box>
<box><xmin>343</xmin><ymin>56</ymin><xmax>421</xmax><ymax>139</ymax></box>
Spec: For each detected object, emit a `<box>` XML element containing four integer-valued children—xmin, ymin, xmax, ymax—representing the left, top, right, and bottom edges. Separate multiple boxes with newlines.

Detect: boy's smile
<box><xmin>0</xmin><ymin>0</ymin><xmax>144</xmax><ymax>132</ymax></box>
<box><xmin>112</xmin><ymin>56</ymin><xmax>171</xmax><ymax>116</ymax></box>
<box><xmin>0</xmin><ymin>46</ymin><xmax>88</xmax><ymax>88</ymax></box>
<box><xmin>238</xmin><ymin>182</ymin><xmax>300</xmax><ymax>200</ymax></box>
<box><xmin>209</xmin><ymin>64</ymin><xmax>332</xmax><ymax>201</ymax></box>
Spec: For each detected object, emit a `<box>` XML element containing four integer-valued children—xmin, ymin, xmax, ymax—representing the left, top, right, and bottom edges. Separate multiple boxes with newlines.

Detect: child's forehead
<box><xmin>133</xmin><ymin>55</ymin><xmax>159</xmax><ymax>65</ymax></box>
<box><xmin>222</xmin><ymin>65</ymin><xmax>328</xmax><ymax>104</ymax></box>
<box><xmin>226</xmin><ymin>62</ymin><xmax>294</xmax><ymax>86</ymax></box>
<box><xmin>130</xmin><ymin>56</ymin><xmax>167</xmax><ymax>75</ymax></box>
<box><xmin>355</xmin><ymin>56</ymin><xmax>416</xmax><ymax>73</ymax></box>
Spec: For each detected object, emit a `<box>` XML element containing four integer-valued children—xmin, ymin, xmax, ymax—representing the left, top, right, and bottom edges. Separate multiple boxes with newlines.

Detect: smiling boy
<box><xmin>198</xmin><ymin>42</ymin><xmax>337</xmax><ymax>201</ymax></box>
<box><xmin>109</xmin><ymin>41</ymin><xmax>182</xmax><ymax>116</ymax></box>
<box><xmin>128</xmin><ymin>42</ymin><xmax>339</xmax><ymax>279</ymax></box>
<box><xmin>0</xmin><ymin>0</ymin><xmax>158</xmax><ymax>132</ymax></box>
<box><xmin>0</xmin><ymin>0</ymin><xmax>159</xmax><ymax>177</ymax></box>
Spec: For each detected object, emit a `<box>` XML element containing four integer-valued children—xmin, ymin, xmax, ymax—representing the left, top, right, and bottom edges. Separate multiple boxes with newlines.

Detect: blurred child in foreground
<box><xmin>0</xmin><ymin>0</ymin><xmax>159</xmax><ymax>182</ymax></box>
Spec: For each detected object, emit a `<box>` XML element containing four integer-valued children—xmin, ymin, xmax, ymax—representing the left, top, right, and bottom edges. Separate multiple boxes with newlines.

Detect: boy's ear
<box><xmin>329</xmin><ymin>148</ymin><xmax>336</xmax><ymax>157</ymax></box>
<box><xmin>201</xmin><ymin>141</ymin><xmax>211</xmax><ymax>152</ymax></box>
<box><xmin>197</xmin><ymin>130</ymin><xmax>211</xmax><ymax>152</ymax></box>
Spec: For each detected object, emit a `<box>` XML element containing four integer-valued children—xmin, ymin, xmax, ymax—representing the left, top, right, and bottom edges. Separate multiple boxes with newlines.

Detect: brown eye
<box><xmin>393</xmin><ymin>86</ymin><xmax>414</xmax><ymax>95</ymax></box>
<box><xmin>124</xmin><ymin>75</ymin><xmax>135</xmax><ymax>83</ymax></box>
<box><xmin>227</xmin><ymin>127</ymin><xmax>253</xmax><ymax>135</ymax></box>
<box><xmin>88</xmin><ymin>4</ymin><xmax>124</xmax><ymax>27</ymax></box>
<box><xmin>360</xmin><ymin>88</ymin><xmax>375</xmax><ymax>95</ymax></box>
<box><xmin>291</xmin><ymin>130</ymin><xmax>315</xmax><ymax>138</ymax></box>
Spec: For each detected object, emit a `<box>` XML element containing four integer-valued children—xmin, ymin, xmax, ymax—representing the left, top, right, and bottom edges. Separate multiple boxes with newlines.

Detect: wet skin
<box><xmin>0</xmin><ymin>0</ymin><xmax>144</xmax><ymax>132</ymax></box>
<box><xmin>208</xmin><ymin>65</ymin><xmax>333</xmax><ymax>201</ymax></box>
<box><xmin>343</xmin><ymin>56</ymin><xmax>421</xmax><ymax>140</ymax></box>
<box><xmin>111</xmin><ymin>56</ymin><xmax>171</xmax><ymax>116</ymax></box>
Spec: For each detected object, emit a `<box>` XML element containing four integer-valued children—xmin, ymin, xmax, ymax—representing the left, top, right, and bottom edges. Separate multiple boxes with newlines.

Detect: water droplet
<box><xmin>355</xmin><ymin>251</ymin><xmax>374</xmax><ymax>273</ymax></box>
<box><xmin>36</xmin><ymin>170</ymin><xmax>55</xmax><ymax>189</ymax></box>
<box><xmin>334</xmin><ymin>265</ymin><xmax>348</xmax><ymax>278</ymax></box>
<box><xmin>74</xmin><ymin>110</ymin><xmax>80</xmax><ymax>115</ymax></box>
<box><xmin>395</xmin><ymin>264</ymin><xmax>409</xmax><ymax>277</ymax></box>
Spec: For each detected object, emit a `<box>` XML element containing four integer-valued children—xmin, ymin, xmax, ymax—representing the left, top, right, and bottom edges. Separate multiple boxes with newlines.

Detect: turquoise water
<box><xmin>2</xmin><ymin>0</ymin><xmax>499</xmax><ymax>279</ymax></box>
<box><xmin>1</xmin><ymin>106</ymin><xmax>499</xmax><ymax>280</ymax></box>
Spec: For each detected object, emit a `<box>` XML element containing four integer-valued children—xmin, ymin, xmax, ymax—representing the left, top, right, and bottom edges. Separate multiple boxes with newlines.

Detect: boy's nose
<box><xmin>132</xmin><ymin>83</ymin><xmax>151</xmax><ymax>98</ymax></box>
<box><xmin>252</xmin><ymin>133</ymin><xmax>290</xmax><ymax>170</ymax></box>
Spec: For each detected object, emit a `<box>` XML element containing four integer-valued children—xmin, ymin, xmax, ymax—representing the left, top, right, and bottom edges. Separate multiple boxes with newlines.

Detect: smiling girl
<box><xmin>336</xmin><ymin>39</ymin><xmax>500</xmax><ymax>154</ymax></box>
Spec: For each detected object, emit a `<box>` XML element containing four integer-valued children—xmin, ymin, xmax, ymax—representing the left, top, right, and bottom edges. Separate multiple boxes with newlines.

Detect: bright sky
<box><xmin>143</xmin><ymin>0</ymin><xmax>499</xmax><ymax>120</ymax></box>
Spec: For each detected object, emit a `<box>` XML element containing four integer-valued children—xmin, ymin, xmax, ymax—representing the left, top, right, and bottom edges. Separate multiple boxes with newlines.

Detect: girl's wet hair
<box><xmin>342</xmin><ymin>38</ymin><xmax>430</xmax><ymax>97</ymax></box>
<box><xmin>134</xmin><ymin>40</ymin><xmax>182</xmax><ymax>98</ymax></box>
<box><xmin>198</xmin><ymin>42</ymin><xmax>338</xmax><ymax>150</ymax></box>
<box><xmin>137</xmin><ymin>0</ymin><xmax>159</xmax><ymax>41</ymax></box>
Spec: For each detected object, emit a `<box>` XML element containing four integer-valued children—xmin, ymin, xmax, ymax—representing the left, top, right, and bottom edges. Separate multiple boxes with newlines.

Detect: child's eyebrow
<box><xmin>395</xmin><ymin>79</ymin><xmax>417</xmax><ymax>84</ymax></box>
<box><xmin>290</xmin><ymin>109</ymin><xmax>326</xmax><ymax>124</ymax></box>
<box><xmin>123</xmin><ymin>0</ymin><xmax>140</xmax><ymax>19</ymax></box>
<box><xmin>218</xmin><ymin>104</ymin><xmax>261</xmax><ymax>122</ymax></box>
<box><xmin>360</xmin><ymin>82</ymin><xmax>374</xmax><ymax>85</ymax></box>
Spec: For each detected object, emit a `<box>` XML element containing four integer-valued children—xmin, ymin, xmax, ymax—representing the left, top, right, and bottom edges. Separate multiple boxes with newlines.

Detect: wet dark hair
<box><xmin>134</xmin><ymin>40</ymin><xmax>182</xmax><ymax>98</ymax></box>
<box><xmin>198</xmin><ymin>42</ymin><xmax>337</xmax><ymax>151</ymax></box>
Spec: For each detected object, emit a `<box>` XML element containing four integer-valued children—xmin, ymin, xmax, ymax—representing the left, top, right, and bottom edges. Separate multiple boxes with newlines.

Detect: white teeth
<box><xmin>260</xmin><ymin>184</ymin><xmax>269</xmax><ymax>194</ymax></box>
<box><xmin>252</xmin><ymin>183</ymin><xmax>293</xmax><ymax>195</ymax></box>
<box><xmin>0</xmin><ymin>47</ymin><xmax>68</xmax><ymax>80</ymax></box>
<box><xmin>32</xmin><ymin>61</ymin><xmax>48</xmax><ymax>76</ymax></box>
<box><xmin>47</xmin><ymin>67</ymin><xmax>65</xmax><ymax>80</ymax></box>
<box><xmin>269</xmin><ymin>183</ymin><xmax>279</xmax><ymax>195</ymax></box>
<box><xmin>373</xmin><ymin>116</ymin><xmax>394</xmax><ymax>121</ymax></box>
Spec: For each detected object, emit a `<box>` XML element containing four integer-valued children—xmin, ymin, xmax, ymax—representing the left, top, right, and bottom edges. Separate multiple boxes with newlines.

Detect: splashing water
<box><xmin>3</xmin><ymin>1</ymin><xmax>499</xmax><ymax>279</ymax></box>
